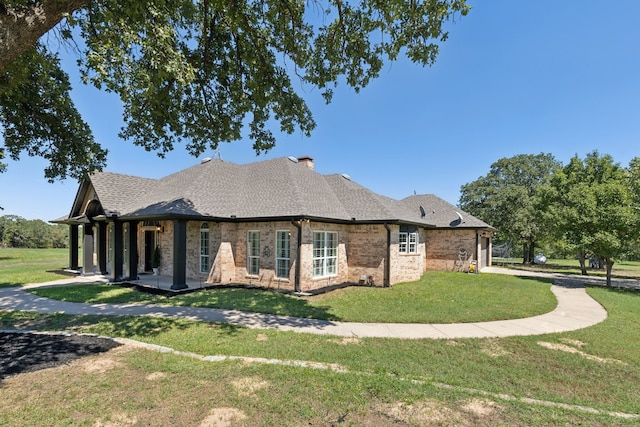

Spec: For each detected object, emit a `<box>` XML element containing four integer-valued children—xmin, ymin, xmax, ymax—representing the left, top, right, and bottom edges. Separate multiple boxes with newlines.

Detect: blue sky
<box><xmin>2</xmin><ymin>0</ymin><xmax>640</xmax><ymax>221</ymax></box>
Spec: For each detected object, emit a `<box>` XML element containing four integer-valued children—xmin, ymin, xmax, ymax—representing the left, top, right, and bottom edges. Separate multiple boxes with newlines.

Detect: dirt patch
<box><xmin>560</xmin><ymin>338</ymin><xmax>586</xmax><ymax>347</ymax></box>
<box><xmin>327</xmin><ymin>337</ymin><xmax>361</xmax><ymax>345</ymax></box>
<box><xmin>231</xmin><ymin>376</ymin><xmax>269</xmax><ymax>397</ymax></box>
<box><xmin>0</xmin><ymin>332</ymin><xmax>121</xmax><ymax>379</ymax></box>
<box><xmin>378</xmin><ymin>398</ymin><xmax>501</xmax><ymax>427</ymax></box>
<box><xmin>377</xmin><ymin>397</ymin><xmax>503</xmax><ymax>426</ymax></box>
<box><xmin>537</xmin><ymin>341</ymin><xmax>627</xmax><ymax>365</ymax></box>
<box><xmin>199</xmin><ymin>407</ymin><xmax>247</xmax><ymax>427</ymax></box>
<box><xmin>256</xmin><ymin>333</ymin><xmax>268</xmax><ymax>342</ymax></box>
<box><xmin>146</xmin><ymin>371</ymin><xmax>167</xmax><ymax>381</ymax></box>
<box><xmin>481</xmin><ymin>339</ymin><xmax>510</xmax><ymax>357</ymax></box>
<box><xmin>94</xmin><ymin>412</ymin><xmax>137</xmax><ymax>426</ymax></box>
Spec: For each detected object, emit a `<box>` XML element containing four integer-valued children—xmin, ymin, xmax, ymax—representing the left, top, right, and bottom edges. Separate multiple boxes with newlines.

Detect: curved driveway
<box><xmin>0</xmin><ymin>268</ymin><xmax>610</xmax><ymax>339</ymax></box>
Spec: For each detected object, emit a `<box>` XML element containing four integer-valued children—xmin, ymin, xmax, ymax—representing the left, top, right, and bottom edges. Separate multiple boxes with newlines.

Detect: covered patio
<box><xmin>126</xmin><ymin>274</ymin><xmax>211</xmax><ymax>294</ymax></box>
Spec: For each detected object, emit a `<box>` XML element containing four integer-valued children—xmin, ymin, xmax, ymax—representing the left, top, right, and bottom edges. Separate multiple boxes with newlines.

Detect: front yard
<box><xmin>0</xmin><ymin>248</ymin><xmax>639</xmax><ymax>425</ymax></box>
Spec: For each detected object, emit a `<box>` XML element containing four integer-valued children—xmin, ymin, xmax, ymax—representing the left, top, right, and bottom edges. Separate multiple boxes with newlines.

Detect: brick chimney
<box><xmin>297</xmin><ymin>156</ymin><xmax>314</xmax><ymax>170</ymax></box>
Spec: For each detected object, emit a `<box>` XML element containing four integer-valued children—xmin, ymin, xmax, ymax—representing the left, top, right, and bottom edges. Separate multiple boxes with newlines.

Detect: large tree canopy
<box><xmin>0</xmin><ymin>0</ymin><xmax>469</xmax><ymax>181</ymax></box>
<box><xmin>549</xmin><ymin>151</ymin><xmax>638</xmax><ymax>286</ymax></box>
<box><xmin>458</xmin><ymin>153</ymin><xmax>560</xmax><ymax>264</ymax></box>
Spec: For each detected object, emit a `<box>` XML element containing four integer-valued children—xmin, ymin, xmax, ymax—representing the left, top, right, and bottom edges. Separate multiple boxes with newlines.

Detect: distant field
<box><xmin>0</xmin><ymin>248</ymin><xmax>69</xmax><ymax>286</ymax></box>
<box><xmin>493</xmin><ymin>257</ymin><xmax>640</xmax><ymax>279</ymax></box>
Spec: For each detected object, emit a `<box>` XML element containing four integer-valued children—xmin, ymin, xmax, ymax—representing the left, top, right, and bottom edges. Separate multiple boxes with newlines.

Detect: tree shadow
<box><xmin>173</xmin><ymin>286</ymin><xmax>341</xmax><ymax>321</ymax></box>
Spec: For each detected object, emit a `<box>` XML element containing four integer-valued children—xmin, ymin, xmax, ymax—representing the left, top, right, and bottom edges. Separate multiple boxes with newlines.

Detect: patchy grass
<box><xmin>0</xmin><ymin>248</ymin><xmax>70</xmax><ymax>287</ymax></box>
<box><xmin>29</xmin><ymin>272</ymin><xmax>557</xmax><ymax>323</ymax></box>
<box><xmin>1</xmin><ymin>285</ymin><xmax>639</xmax><ymax>425</ymax></box>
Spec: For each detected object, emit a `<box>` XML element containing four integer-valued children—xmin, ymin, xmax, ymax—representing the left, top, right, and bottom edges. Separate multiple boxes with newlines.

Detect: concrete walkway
<box><xmin>0</xmin><ymin>269</ymin><xmax>611</xmax><ymax>339</ymax></box>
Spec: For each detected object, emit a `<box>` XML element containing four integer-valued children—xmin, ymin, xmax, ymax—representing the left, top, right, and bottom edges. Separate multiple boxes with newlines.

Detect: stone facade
<box><xmin>424</xmin><ymin>229</ymin><xmax>479</xmax><ymax>272</ymax></box>
<box><xmin>93</xmin><ymin>218</ymin><xmax>491</xmax><ymax>291</ymax></box>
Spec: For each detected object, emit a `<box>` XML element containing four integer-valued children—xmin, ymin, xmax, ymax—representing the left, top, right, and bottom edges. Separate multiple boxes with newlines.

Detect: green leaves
<box><xmin>0</xmin><ymin>44</ymin><xmax>107</xmax><ymax>182</ymax></box>
<box><xmin>459</xmin><ymin>153</ymin><xmax>559</xmax><ymax>262</ymax></box>
<box><xmin>1</xmin><ymin>0</ymin><xmax>469</xmax><ymax>179</ymax></box>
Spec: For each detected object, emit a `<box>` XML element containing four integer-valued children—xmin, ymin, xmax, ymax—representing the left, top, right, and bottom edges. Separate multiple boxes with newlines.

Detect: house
<box><xmin>54</xmin><ymin>156</ymin><xmax>494</xmax><ymax>292</ymax></box>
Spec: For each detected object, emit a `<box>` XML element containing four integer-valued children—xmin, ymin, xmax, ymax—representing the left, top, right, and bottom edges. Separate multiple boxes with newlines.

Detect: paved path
<box><xmin>0</xmin><ymin>269</ymin><xmax>613</xmax><ymax>339</ymax></box>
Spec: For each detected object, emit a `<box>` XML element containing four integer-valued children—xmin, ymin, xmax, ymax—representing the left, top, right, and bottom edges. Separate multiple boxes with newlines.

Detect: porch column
<box><xmin>126</xmin><ymin>221</ymin><xmax>139</xmax><ymax>280</ymax></box>
<box><xmin>82</xmin><ymin>225</ymin><xmax>94</xmax><ymax>275</ymax></box>
<box><xmin>111</xmin><ymin>220</ymin><xmax>123</xmax><ymax>281</ymax></box>
<box><xmin>96</xmin><ymin>222</ymin><xmax>108</xmax><ymax>274</ymax></box>
<box><xmin>172</xmin><ymin>219</ymin><xmax>188</xmax><ymax>290</ymax></box>
<box><xmin>69</xmin><ymin>224</ymin><xmax>79</xmax><ymax>270</ymax></box>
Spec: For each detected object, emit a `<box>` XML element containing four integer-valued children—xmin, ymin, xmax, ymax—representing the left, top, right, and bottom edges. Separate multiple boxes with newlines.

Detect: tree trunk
<box><xmin>522</xmin><ymin>242</ymin><xmax>530</xmax><ymax>264</ymax></box>
<box><xmin>577</xmin><ymin>249</ymin><xmax>588</xmax><ymax>275</ymax></box>
<box><xmin>604</xmin><ymin>258</ymin><xmax>614</xmax><ymax>288</ymax></box>
<box><xmin>528</xmin><ymin>240</ymin><xmax>535</xmax><ymax>265</ymax></box>
<box><xmin>0</xmin><ymin>0</ymin><xmax>89</xmax><ymax>70</ymax></box>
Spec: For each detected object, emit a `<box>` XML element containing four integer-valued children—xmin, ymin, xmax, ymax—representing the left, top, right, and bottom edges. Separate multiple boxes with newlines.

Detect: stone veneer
<box><xmin>140</xmin><ymin>220</ymin><xmax>490</xmax><ymax>291</ymax></box>
<box><xmin>424</xmin><ymin>229</ymin><xmax>479</xmax><ymax>272</ymax></box>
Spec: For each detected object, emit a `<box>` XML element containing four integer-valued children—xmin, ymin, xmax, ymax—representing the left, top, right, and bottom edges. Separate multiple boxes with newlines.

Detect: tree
<box><xmin>1</xmin><ymin>0</ymin><xmax>470</xmax><ymax>181</ymax></box>
<box><xmin>459</xmin><ymin>153</ymin><xmax>560</xmax><ymax>264</ymax></box>
<box><xmin>550</xmin><ymin>151</ymin><xmax>637</xmax><ymax>287</ymax></box>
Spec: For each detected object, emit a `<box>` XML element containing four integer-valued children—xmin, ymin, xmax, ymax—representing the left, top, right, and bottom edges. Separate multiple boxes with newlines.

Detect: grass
<box><xmin>0</xmin><ymin>248</ymin><xmax>69</xmax><ymax>286</ymax></box>
<box><xmin>1</xmin><ymin>285</ymin><xmax>639</xmax><ymax>425</ymax></box>
<box><xmin>494</xmin><ymin>257</ymin><xmax>640</xmax><ymax>279</ymax></box>
<box><xmin>2</xmin><ymin>248</ymin><xmax>640</xmax><ymax>424</ymax></box>
<box><xmin>29</xmin><ymin>272</ymin><xmax>557</xmax><ymax>323</ymax></box>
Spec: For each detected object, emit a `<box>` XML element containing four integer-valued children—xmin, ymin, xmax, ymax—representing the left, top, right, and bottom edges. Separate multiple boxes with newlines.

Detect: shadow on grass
<box><xmin>133</xmin><ymin>285</ymin><xmax>341</xmax><ymax>321</ymax></box>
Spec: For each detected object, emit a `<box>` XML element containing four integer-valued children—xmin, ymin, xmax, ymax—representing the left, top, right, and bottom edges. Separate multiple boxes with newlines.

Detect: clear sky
<box><xmin>2</xmin><ymin>0</ymin><xmax>639</xmax><ymax>221</ymax></box>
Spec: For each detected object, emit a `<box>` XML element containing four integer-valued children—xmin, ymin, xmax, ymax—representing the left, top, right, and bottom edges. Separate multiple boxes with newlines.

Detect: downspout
<box><xmin>383</xmin><ymin>223</ymin><xmax>391</xmax><ymax>287</ymax></box>
<box><xmin>291</xmin><ymin>219</ymin><xmax>302</xmax><ymax>293</ymax></box>
<box><xmin>475</xmin><ymin>230</ymin><xmax>479</xmax><ymax>271</ymax></box>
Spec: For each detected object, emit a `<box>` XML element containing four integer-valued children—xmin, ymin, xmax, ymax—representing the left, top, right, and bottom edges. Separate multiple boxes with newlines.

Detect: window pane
<box><xmin>399</xmin><ymin>232</ymin><xmax>408</xmax><ymax>253</ymax></box>
<box><xmin>313</xmin><ymin>231</ymin><xmax>338</xmax><ymax>278</ymax></box>
<box><xmin>200</xmin><ymin>224</ymin><xmax>210</xmax><ymax>273</ymax></box>
<box><xmin>247</xmin><ymin>231</ymin><xmax>260</xmax><ymax>274</ymax></box>
<box><xmin>276</xmin><ymin>230</ymin><xmax>290</xmax><ymax>278</ymax></box>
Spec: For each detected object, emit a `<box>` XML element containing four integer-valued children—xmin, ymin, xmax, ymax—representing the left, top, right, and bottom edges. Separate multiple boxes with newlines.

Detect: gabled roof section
<box><xmin>90</xmin><ymin>172</ymin><xmax>158</xmax><ymax>216</ymax></box>
<box><xmin>62</xmin><ymin>157</ymin><xmax>492</xmax><ymax>229</ymax></box>
<box><xmin>401</xmin><ymin>194</ymin><xmax>494</xmax><ymax>229</ymax></box>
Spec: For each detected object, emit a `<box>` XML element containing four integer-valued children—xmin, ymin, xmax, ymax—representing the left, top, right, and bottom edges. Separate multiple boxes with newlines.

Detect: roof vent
<box><xmin>341</xmin><ymin>173</ymin><xmax>351</xmax><ymax>181</ymax></box>
<box><xmin>287</xmin><ymin>156</ymin><xmax>298</xmax><ymax>163</ymax></box>
<box><xmin>455</xmin><ymin>211</ymin><xmax>464</xmax><ymax>222</ymax></box>
<box><xmin>201</xmin><ymin>157</ymin><xmax>212</xmax><ymax>164</ymax></box>
<box><xmin>419</xmin><ymin>206</ymin><xmax>426</xmax><ymax>218</ymax></box>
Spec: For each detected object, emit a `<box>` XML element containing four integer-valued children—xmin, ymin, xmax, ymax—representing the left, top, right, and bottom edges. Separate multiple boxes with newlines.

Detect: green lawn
<box><xmin>1</xmin><ymin>285</ymin><xmax>639</xmax><ymax>425</ymax></box>
<box><xmin>2</xmin><ymin>248</ymin><xmax>640</xmax><ymax>424</ymax></box>
<box><xmin>29</xmin><ymin>272</ymin><xmax>557</xmax><ymax>323</ymax></box>
<box><xmin>0</xmin><ymin>248</ymin><xmax>69</xmax><ymax>286</ymax></box>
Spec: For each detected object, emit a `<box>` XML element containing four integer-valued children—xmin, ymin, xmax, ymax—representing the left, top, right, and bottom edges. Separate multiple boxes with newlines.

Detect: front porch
<box><xmin>126</xmin><ymin>274</ymin><xmax>212</xmax><ymax>294</ymax></box>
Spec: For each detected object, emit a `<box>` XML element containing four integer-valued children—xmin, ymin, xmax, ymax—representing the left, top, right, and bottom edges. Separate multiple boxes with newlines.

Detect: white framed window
<box><xmin>276</xmin><ymin>230</ymin><xmax>291</xmax><ymax>279</ymax></box>
<box><xmin>200</xmin><ymin>223</ymin><xmax>210</xmax><ymax>274</ymax></box>
<box><xmin>247</xmin><ymin>230</ymin><xmax>260</xmax><ymax>275</ymax></box>
<box><xmin>399</xmin><ymin>232</ymin><xmax>418</xmax><ymax>254</ymax></box>
<box><xmin>313</xmin><ymin>231</ymin><xmax>338</xmax><ymax>278</ymax></box>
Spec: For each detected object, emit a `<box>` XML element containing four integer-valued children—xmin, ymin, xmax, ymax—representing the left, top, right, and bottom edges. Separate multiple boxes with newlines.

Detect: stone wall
<box><xmin>142</xmin><ymin>218</ymin><xmax>487</xmax><ymax>291</ymax></box>
<box><xmin>424</xmin><ymin>229</ymin><xmax>477</xmax><ymax>272</ymax></box>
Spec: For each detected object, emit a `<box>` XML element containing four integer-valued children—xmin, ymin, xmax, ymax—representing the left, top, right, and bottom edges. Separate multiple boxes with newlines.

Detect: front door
<box><xmin>144</xmin><ymin>231</ymin><xmax>155</xmax><ymax>272</ymax></box>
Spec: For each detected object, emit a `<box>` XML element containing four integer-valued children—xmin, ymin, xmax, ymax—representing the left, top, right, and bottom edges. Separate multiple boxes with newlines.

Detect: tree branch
<box><xmin>0</xmin><ymin>0</ymin><xmax>89</xmax><ymax>70</ymax></box>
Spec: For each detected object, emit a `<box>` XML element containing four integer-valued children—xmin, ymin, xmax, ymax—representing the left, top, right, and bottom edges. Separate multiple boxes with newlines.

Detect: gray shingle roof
<box><xmin>74</xmin><ymin>157</ymin><xmax>492</xmax><ymax>229</ymax></box>
<box><xmin>401</xmin><ymin>194</ymin><xmax>494</xmax><ymax>229</ymax></box>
